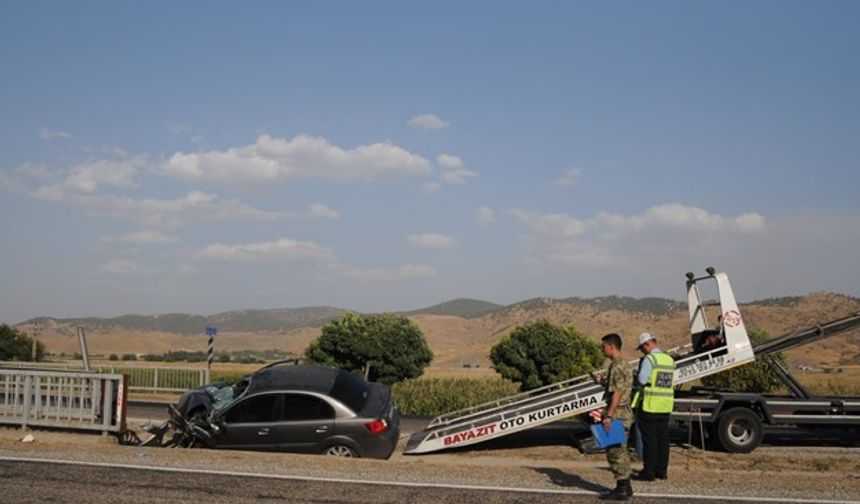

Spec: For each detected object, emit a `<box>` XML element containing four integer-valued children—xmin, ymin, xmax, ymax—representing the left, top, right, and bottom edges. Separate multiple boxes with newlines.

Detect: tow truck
<box><xmin>404</xmin><ymin>268</ymin><xmax>860</xmax><ymax>454</ymax></box>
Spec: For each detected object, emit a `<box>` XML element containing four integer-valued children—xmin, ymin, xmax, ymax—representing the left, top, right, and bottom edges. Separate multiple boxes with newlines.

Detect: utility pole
<box><xmin>31</xmin><ymin>323</ymin><xmax>41</xmax><ymax>362</ymax></box>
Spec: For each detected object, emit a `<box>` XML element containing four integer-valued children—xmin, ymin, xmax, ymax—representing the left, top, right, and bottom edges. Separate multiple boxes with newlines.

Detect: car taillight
<box><xmin>365</xmin><ymin>418</ymin><xmax>388</xmax><ymax>435</ymax></box>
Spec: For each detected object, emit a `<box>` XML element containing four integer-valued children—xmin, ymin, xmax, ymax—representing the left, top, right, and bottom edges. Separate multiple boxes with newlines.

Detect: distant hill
<box><xmin>499</xmin><ymin>296</ymin><xmax>686</xmax><ymax>317</ymax></box>
<box><xmin>27</xmin><ymin>306</ymin><xmax>347</xmax><ymax>335</ymax></box>
<box><xmin>405</xmin><ymin>298</ymin><xmax>502</xmax><ymax>318</ymax></box>
<box><xmin>16</xmin><ymin>292</ymin><xmax>860</xmax><ymax>371</ymax></box>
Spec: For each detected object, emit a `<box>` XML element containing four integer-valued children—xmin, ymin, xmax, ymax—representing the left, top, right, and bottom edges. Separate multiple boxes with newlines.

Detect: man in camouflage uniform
<box><xmin>598</xmin><ymin>333</ymin><xmax>634</xmax><ymax>500</ymax></box>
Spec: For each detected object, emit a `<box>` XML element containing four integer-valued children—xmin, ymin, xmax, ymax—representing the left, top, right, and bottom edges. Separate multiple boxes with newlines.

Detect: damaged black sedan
<box><xmin>159</xmin><ymin>362</ymin><xmax>399</xmax><ymax>459</ymax></box>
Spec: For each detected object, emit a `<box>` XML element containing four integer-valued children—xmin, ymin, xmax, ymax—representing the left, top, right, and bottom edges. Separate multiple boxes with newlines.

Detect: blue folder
<box><xmin>590</xmin><ymin>419</ymin><xmax>627</xmax><ymax>448</ymax></box>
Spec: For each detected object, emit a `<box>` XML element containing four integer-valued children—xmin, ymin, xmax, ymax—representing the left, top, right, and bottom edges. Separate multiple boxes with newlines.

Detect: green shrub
<box><xmin>305</xmin><ymin>312</ymin><xmax>433</xmax><ymax>384</ymax></box>
<box><xmin>701</xmin><ymin>327</ymin><xmax>788</xmax><ymax>392</ymax></box>
<box><xmin>392</xmin><ymin>377</ymin><xmax>519</xmax><ymax>416</ymax></box>
<box><xmin>491</xmin><ymin>320</ymin><xmax>602</xmax><ymax>391</ymax></box>
<box><xmin>0</xmin><ymin>324</ymin><xmax>44</xmax><ymax>361</ymax></box>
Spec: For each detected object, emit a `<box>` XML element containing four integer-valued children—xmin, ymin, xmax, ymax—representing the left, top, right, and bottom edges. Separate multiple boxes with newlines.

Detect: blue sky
<box><xmin>1</xmin><ymin>1</ymin><xmax>859</xmax><ymax>323</ymax></box>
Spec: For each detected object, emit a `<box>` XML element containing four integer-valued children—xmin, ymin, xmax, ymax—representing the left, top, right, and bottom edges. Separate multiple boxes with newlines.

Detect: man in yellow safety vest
<box><xmin>631</xmin><ymin>332</ymin><xmax>675</xmax><ymax>482</ymax></box>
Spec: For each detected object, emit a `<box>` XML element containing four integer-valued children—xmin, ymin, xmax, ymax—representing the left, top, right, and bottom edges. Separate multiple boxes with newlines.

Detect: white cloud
<box><xmin>440</xmin><ymin>168</ymin><xmax>478</xmax><ymax>185</ymax></box>
<box><xmin>30</xmin><ymin>184</ymin><xmax>65</xmax><ymax>201</ymax></box>
<box><xmin>164</xmin><ymin>121</ymin><xmax>192</xmax><ymax>135</ymax></box>
<box><xmin>437</xmin><ymin>154</ymin><xmax>463</xmax><ymax>169</ymax></box>
<box><xmin>309</xmin><ymin>203</ymin><xmax>341</xmax><ymax>220</ymax></box>
<box><xmin>597</xmin><ymin>203</ymin><xmax>765</xmax><ymax>235</ymax></box>
<box><xmin>161</xmin><ymin>134</ymin><xmax>431</xmax><ymax>183</ymax></box>
<box><xmin>475</xmin><ymin>206</ymin><xmax>496</xmax><ymax>226</ymax></box>
<box><xmin>99</xmin><ymin>259</ymin><xmax>159</xmax><ymax>276</ymax></box>
<box><xmin>0</xmin><ymin>172</ymin><xmax>26</xmax><ymax>193</ymax></box>
<box><xmin>39</xmin><ymin>127</ymin><xmax>73</xmax><ymax>141</ymax></box>
<box><xmin>407</xmin><ymin>114</ymin><xmax>450</xmax><ymax>130</ymax></box>
<box><xmin>195</xmin><ymin>236</ymin><xmax>436</xmax><ymax>282</ymax></box>
<box><xmin>508</xmin><ymin>209</ymin><xmax>589</xmax><ymax>238</ymax></box>
<box><xmin>332</xmin><ymin>264</ymin><xmax>437</xmax><ymax>282</ymax></box>
<box><xmin>165</xmin><ymin>121</ymin><xmax>205</xmax><ymax>146</ymax></box>
<box><xmin>422</xmin><ymin>182</ymin><xmax>443</xmax><ymax>194</ymax></box>
<box><xmin>196</xmin><ymin>238</ymin><xmax>336</xmax><ymax>263</ymax></box>
<box><xmin>30</xmin><ymin>188</ymin><xmax>317</xmax><ymax>228</ymax></box>
<box><xmin>552</xmin><ymin>167</ymin><xmax>582</xmax><ymax>187</ymax></box>
<box><xmin>509</xmin><ymin>204</ymin><xmax>766</xmax><ymax>268</ymax></box>
<box><xmin>65</xmin><ymin>156</ymin><xmax>146</xmax><ymax>193</ymax></box>
<box><xmin>427</xmin><ymin>153</ymin><xmax>477</xmax><ymax>189</ymax></box>
<box><xmin>16</xmin><ymin>163</ymin><xmax>53</xmax><ymax>180</ymax></box>
<box><xmin>101</xmin><ymin>230</ymin><xmax>181</xmax><ymax>245</ymax></box>
<box><xmin>408</xmin><ymin>233</ymin><xmax>455</xmax><ymax>249</ymax></box>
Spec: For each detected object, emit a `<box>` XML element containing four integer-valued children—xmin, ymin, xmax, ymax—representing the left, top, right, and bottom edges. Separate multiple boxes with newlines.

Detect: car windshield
<box><xmin>210</xmin><ymin>377</ymin><xmax>250</xmax><ymax>412</ymax></box>
<box><xmin>328</xmin><ymin>371</ymin><xmax>370</xmax><ymax>413</ymax></box>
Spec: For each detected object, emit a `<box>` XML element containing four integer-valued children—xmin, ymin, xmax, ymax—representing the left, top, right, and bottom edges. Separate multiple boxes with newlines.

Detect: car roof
<box><xmin>245</xmin><ymin>364</ymin><xmax>346</xmax><ymax>396</ymax></box>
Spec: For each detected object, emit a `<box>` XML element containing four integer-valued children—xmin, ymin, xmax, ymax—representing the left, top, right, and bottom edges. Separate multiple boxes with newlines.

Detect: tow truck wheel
<box><xmin>717</xmin><ymin>408</ymin><xmax>762</xmax><ymax>453</ymax></box>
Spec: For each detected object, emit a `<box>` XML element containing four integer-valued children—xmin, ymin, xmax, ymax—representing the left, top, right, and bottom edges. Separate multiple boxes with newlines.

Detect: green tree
<box><xmin>108</xmin><ymin>354</ymin><xmax>119</xmax><ymax>361</ymax></box>
<box><xmin>0</xmin><ymin>324</ymin><xmax>45</xmax><ymax>361</ymax></box>
<box><xmin>121</xmin><ymin>353</ymin><xmax>138</xmax><ymax>361</ymax></box>
<box><xmin>701</xmin><ymin>327</ymin><xmax>788</xmax><ymax>392</ymax></box>
<box><xmin>490</xmin><ymin>320</ymin><xmax>603</xmax><ymax>391</ymax></box>
<box><xmin>305</xmin><ymin>312</ymin><xmax>433</xmax><ymax>384</ymax></box>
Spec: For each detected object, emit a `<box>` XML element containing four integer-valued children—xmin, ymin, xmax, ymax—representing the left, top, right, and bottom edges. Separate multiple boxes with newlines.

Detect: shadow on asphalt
<box><xmin>532</xmin><ymin>467</ymin><xmax>608</xmax><ymax>493</ymax></box>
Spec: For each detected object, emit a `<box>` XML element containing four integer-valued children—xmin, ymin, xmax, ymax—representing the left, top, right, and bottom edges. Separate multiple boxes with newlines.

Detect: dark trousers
<box><xmin>636</xmin><ymin>410</ymin><xmax>670</xmax><ymax>478</ymax></box>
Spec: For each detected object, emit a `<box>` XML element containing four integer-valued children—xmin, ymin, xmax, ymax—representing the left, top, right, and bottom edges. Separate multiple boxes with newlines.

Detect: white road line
<box><xmin>0</xmin><ymin>455</ymin><xmax>857</xmax><ymax>504</ymax></box>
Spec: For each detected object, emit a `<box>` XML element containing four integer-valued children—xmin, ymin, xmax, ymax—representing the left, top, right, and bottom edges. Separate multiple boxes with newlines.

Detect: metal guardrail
<box><xmin>0</xmin><ymin>368</ymin><xmax>127</xmax><ymax>433</ymax></box>
<box><xmin>0</xmin><ymin>361</ymin><xmax>208</xmax><ymax>394</ymax></box>
<box><xmin>109</xmin><ymin>366</ymin><xmax>208</xmax><ymax>393</ymax></box>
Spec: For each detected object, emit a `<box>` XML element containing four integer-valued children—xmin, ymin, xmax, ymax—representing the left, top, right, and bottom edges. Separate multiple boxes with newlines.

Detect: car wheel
<box><xmin>323</xmin><ymin>444</ymin><xmax>358</xmax><ymax>457</ymax></box>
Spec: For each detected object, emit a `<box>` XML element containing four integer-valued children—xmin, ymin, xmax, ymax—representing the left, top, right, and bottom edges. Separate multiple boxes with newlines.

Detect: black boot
<box><xmin>600</xmin><ymin>479</ymin><xmax>631</xmax><ymax>501</ymax></box>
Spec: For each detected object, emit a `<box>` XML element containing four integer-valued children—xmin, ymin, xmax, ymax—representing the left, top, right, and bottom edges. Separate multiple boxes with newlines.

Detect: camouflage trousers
<box><xmin>605</xmin><ymin>416</ymin><xmax>632</xmax><ymax>480</ymax></box>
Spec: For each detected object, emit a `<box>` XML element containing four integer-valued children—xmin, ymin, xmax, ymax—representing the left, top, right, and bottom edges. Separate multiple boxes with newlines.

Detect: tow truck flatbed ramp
<box><xmin>405</xmin><ymin>268</ymin><xmax>755</xmax><ymax>454</ymax></box>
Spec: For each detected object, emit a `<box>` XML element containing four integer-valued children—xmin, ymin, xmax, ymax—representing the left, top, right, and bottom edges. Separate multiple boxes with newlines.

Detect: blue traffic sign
<box><xmin>205</xmin><ymin>326</ymin><xmax>218</xmax><ymax>336</ymax></box>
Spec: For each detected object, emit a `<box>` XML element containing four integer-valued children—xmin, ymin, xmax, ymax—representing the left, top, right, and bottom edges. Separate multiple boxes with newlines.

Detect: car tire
<box><xmin>716</xmin><ymin>407</ymin><xmax>762</xmax><ymax>453</ymax></box>
<box><xmin>323</xmin><ymin>444</ymin><xmax>359</xmax><ymax>457</ymax></box>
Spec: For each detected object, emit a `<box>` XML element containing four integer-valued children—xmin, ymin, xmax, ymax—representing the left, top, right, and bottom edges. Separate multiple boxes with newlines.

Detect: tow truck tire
<box><xmin>716</xmin><ymin>408</ymin><xmax>762</xmax><ymax>453</ymax></box>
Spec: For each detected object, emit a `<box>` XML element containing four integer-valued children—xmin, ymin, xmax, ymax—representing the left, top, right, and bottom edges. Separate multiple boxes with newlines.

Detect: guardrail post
<box><xmin>102</xmin><ymin>378</ymin><xmax>114</xmax><ymax>435</ymax></box>
<box><xmin>21</xmin><ymin>375</ymin><xmax>32</xmax><ymax>431</ymax></box>
<box><xmin>153</xmin><ymin>367</ymin><xmax>159</xmax><ymax>391</ymax></box>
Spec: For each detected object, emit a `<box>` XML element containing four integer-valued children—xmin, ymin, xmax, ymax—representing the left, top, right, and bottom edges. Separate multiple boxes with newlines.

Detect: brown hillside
<box><xmin>17</xmin><ymin>293</ymin><xmax>860</xmax><ymax>371</ymax></box>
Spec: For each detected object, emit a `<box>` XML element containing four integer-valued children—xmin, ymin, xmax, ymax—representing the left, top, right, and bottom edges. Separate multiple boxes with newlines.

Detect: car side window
<box><xmin>224</xmin><ymin>394</ymin><xmax>277</xmax><ymax>424</ymax></box>
<box><xmin>280</xmin><ymin>393</ymin><xmax>335</xmax><ymax>421</ymax></box>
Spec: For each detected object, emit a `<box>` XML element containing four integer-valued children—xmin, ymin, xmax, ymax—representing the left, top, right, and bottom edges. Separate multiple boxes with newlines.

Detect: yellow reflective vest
<box><xmin>634</xmin><ymin>351</ymin><xmax>675</xmax><ymax>413</ymax></box>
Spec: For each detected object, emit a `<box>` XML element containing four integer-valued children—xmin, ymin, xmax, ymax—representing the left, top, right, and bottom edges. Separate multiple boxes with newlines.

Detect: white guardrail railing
<box><xmin>0</xmin><ymin>361</ymin><xmax>209</xmax><ymax>393</ymax></box>
<box><xmin>0</xmin><ymin>368</ymin><xmax>128</xmax><ymax>433</ymax></box>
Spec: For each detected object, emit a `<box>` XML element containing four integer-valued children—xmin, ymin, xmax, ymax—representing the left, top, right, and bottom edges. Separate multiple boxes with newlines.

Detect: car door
<box><xmin>271</xmin><ymin>392</ymin><xmax>335</xmax><ymax>453</ymax></box>
<box><xmin>214</xmin><ymin>392</ymin><xmax>281</xmax><ymax>450</ymax></box>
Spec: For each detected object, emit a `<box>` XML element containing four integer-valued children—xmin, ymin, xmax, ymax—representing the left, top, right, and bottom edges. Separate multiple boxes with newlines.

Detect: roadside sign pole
<box><xmin>76</xmin><ymin>327</ymin><xmax>91</xmax><ymax>371</ymax></box>
<box><xmin>205</xmin><ymin>326</ymin><xmax>217</xmax><ymax>383</ymax></box>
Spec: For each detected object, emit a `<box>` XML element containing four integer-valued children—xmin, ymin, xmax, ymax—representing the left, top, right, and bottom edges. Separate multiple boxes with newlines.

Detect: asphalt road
<box><xmin>0</xmin><ymin>459</ymin><xmax>805</xmax><ymax>504</ymax></box>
